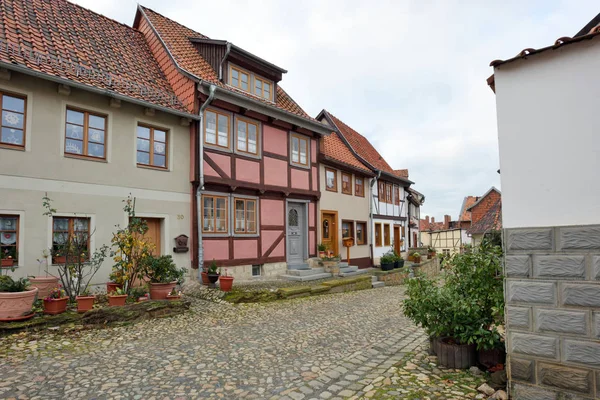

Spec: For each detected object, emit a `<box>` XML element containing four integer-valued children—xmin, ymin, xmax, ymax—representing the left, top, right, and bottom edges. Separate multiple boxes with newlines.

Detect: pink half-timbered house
<box><xmin>134</xmin><ymin>6</ymin><xmax>330</xmax><ymax>279</ymax></box>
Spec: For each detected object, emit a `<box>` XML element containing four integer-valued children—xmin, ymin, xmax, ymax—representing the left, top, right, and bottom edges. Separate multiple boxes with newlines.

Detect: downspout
<box><xmin>218</xmin><ymin>43</ymin><xmax>232</xmax><ymax>81</ymax></box>
<box><xmin>369</xmin><ymin>171</ymin><xmax>381</xmax><ymax>264</ymax></box>
<box><xmin>197</xmin><ymin>84</ymin><xmax>217</xmax><ymax>279</ymax></box>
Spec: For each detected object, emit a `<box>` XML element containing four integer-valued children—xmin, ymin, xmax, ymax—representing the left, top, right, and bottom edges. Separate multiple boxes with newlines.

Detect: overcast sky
<box><xmin>74</xmin><ymin>0</ymin><xmax>598</xmax><ymax>220</ymax></box>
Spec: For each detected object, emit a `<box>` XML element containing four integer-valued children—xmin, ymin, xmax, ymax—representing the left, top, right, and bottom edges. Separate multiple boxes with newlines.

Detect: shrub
<box><xmin>142</xmin><ymin>255</ymin><xmax>186</xmax><ymax>284</ymax></box>
<box><xmin>0</xmin><ymin>275</ymin><xmax>30</xmax><ymax>292</ymax></box>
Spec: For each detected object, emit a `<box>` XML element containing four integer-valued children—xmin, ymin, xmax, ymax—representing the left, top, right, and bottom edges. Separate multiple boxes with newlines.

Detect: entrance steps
<box><xmin>339</xmin><ymin>266</ymin><xmax>373</xmax><ymax>277</ymax></box>
<box><xmin>371</xmin><ymin>275</ymin><xmax>385</xmax><ymax>288</ymax></box>
<box><xmin>281</xmin><ymin>265</ymin><xmax>332</xmax><ymax>281</ymax></box>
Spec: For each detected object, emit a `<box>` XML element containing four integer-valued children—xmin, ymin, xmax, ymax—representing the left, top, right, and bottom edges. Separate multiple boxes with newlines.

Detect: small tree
<box><xmin>42</xmin><ymin>194</ymin><xmax>109</xmax><ymax>301</ymax></box>
<box><xmin>110</xmin><ymin>196</ymin><xmax>155</xmax><ymax>294</ymax></box>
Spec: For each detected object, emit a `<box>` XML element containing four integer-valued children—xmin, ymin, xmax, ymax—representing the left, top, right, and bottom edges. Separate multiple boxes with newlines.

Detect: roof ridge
<box><xmin>139</xmin><ymin>4</ymin><xmax>208</xmax><ymax>39</ymax></box>
<box><xmin>60</xmin><ymin>0</ymin><xmax>138</xmax><ymax>32</ymax></box>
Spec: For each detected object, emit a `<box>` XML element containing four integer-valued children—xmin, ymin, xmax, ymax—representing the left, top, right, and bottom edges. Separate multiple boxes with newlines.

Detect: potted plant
<box><xmin>108</xmin><ymin>287</ymin><xmax>128</xmax><ymax>306</ymax></box>
<box><xmin>142</xmin><ymin>254</ymin><xmax>186</xmax><ymax>300</ymax></box>
<box><xmin>201</xmin><ymin>265</ymin><xmax>210</xmax><ymax>286</ymax></box>
<box><xmin>219</xmin><ymin>268</ymin><xmax>234</xmax><ymax>292</ymax></box>
<box><xmin>43</xmin><ymin>287</ymin><xmax>68</xmax><ymax>315</ymax></box>
<box><xmin>166</xmin><ymin>288</ymin><xmax>181</xmax><ymax>301</ymax></box>
<box><xmin>317</xmin><ymin>243</ymin><xmax>327</xmax><ymax>259</ymax></box>
<box><xmin>474</xmin><ymin>325</ymin><xmax>506</xmax><ymax>370</ymax></box>
<box><xmin>427</xmin><ymin>246</ymin><xmax>436</xmax><ymax>259</ymax></box>
<box><xmin>380</xmin><ymin>252</ymin><xmax>395</xmax><ymax>271</ymax></box>
<box><xmin>0</xmin><ymin>274</ymin><xmax>38</xmax><ymax>321</ymax></box>
<box><xmin>412</xmin><ymin>252</ymin><xmax>421</xmax><ymax>264</ymax></box>
<box><xmin>207</xmin><ymin>259</ymin><xmax>220</xmax><ymax>285</ymax></box>
<box><xmin>75</xmin><ymin>286</ymin><xmax>95</xmax><ymax>313</ymax></box>
<box><xmin>1</xmin><ymin>248</ymin><xmax>15</xmax><ymax>267</ymax></box>
<box><xmin>29</xmin><ymin>251</ymin><xmax>60</xmax><ymax>298</ymax></box>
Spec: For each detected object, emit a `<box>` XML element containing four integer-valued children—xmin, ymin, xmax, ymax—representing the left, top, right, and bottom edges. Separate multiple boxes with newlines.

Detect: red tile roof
<box><xmin>467</xmin><ymin>199</ymin><xmax>502</xmax><ymax>235</ymax></box>
<box><xmin>419</xmin><ymin>219</ymin><xmax>445</xmax><ymax>232</ymax></box>
<box><xmin>138</xmin><ymin>6</ymin><xmax>313</xmax><ymax>121</ymax></box>
<box><xmin>0</xmin><ymin>0</ymin><xmax>190</xmax><ymax>115</ymax></box>
<box><xmin>321</xmin><ymin>132</ymin><xmax>372</xmax><ymax>173</ymax></box>
<box><xmin>459</xmin><ymin>196</ymin><xmax>478</xmax><ymax>222</ymax></box>
<box><xmin>394</xmin><ymin>169</ymin><xmax>409</xmax><ymax>178</ymax></box>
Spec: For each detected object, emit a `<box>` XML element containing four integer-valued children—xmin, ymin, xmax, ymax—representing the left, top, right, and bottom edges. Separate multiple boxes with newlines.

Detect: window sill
<box><xmin>204</xmin><ymin>143</ymin><xmax>232</xmax><ymax>153</ymax></box>
<box><xmin>233</xmin><ymin>233</ymin><xmax>260</xmax><ymax>238</ymax></box>
<box><xmin>0</xmin><ymin>143</ymin><xmax>25</xmax><ymax>152</ymax></box>
<box><xmin>202</xmin><ymin>233</ymin><xmax>230</xmax><ymax>238</ymax></box>
<box><xmin>137</xmin><ymin>164</ymin><xmax>169</xmax><ymax>172</ymax></box>
<box><xmin>65</xmin><ymin>153</ymin><xmax>107</xmax><ymax>163</ymax></box>
<box><xmin>290</xmin><ymin>162</ymin><xmax>310</xmax><ymax>170</ymax></box>
<box><xmin>342</xmin><ymin>191</ymin><xmax>352</xmax><ymax>196</ymax></box>
<box><xmin>326</xmin><ymin>188</ymin><xmax>338</xmax><ymax>193</ymax></box>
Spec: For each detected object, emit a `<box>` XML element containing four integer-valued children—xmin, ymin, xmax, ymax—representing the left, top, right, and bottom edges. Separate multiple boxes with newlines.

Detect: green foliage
<box><xmin>45</xmin><ymin>287</ymin><xmax>66</xmax><ymax>300</ymax></box>
<box><xmin>109</xmin><ymin>287</ymin><xmax>126</xmax><ymax>296</ymax></box>
<box><xmin>129</xmin><ymin>286</ymin><xmax>148</xmax><ymax>299</ymax></box>
<box><xmin>142</xmin><ymin>255</ymin><xmax>186</xmax><ymax>284</ymax></box>
<box><xmin>411</xmin><ymin>252</ymin><xmax>421</xmax><ymax>258</ymax></box>
<box><xmin>380</xmin><ymin>251</ymin><xmax>396</xmax><ymax>264</ymax></box>
<box><xmin>317</xmin><ymin>243</ymin><xmax>327</xmax><ymax>252</ymax></box>
<box><xmin>0</xmin><ymin>275</ymin><xmax>30</xmax><ymax>292</ymax></box>
<box><xmin>207</xmin><ymin>259</ymin><xmax>219</xmax><ymax>274</ymax></box>
<box><xmin>403</xmin><ymin>241</ymin><xmax>505</xmax><ymax>350</ymax></box>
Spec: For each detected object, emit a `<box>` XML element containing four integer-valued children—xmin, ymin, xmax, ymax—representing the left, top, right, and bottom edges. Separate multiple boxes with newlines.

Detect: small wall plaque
<box><xmin>173</xmin><ymin>234</ymin><xmax>189</xmax><ymax>253</ymax></box>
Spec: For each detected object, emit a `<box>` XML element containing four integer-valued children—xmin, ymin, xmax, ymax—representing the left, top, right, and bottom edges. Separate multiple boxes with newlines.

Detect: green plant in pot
<box><xmin>0</xmin><ymin>273</ymin><xmax>38</xmax><ymax>321</ymax></box>
<box><xmin>107</xmin><ymin>287</ymin><xmax>127</xmax><ymax>306</ymax></box>
<box><xmin>206</xmin><ymin>259</ymin><xmax>220</xmax><ymax>285</ymax></box>
<box><xmin>142</xmin><ymin>254</ymin><xmax>186</xmax><ymax>300</ymax></box>
<box><xmin>317</xmin><ymin>243</ymin><xmax>327</xmax><ymax>258</ymax></box>
<box><xmin>412</xmin><ymin>251</ymin><xmax>421</xmax><ymax>263</ymax></box>
<box><xmin>379</xmin><ymin>251</ymin><xmax>395</xmax><ymax>271</ymax></box>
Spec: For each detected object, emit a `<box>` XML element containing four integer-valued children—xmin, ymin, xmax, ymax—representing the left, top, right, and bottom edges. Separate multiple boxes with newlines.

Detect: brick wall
<box><xmin>471</xmin><ymin>190</ymin><xmax>501</xmax><ymax>225</ymax></box>
<box><xmin>505</xmin><ymin>225</ymin><xmax>600</xmax><ymax>399</ymax></box>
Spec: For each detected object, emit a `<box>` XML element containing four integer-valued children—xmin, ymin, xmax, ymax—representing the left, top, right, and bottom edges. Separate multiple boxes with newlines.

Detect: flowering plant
<box><xmin>45</xmin><ymin>287</ymin><xmax>66</xmax><ymax>301</ymax></box>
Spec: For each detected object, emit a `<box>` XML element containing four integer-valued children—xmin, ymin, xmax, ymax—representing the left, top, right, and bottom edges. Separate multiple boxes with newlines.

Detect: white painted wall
<box><xmin>494</xmin><ymin>37</ymin><xmax>600</xmax><ymax>228</ymax></box>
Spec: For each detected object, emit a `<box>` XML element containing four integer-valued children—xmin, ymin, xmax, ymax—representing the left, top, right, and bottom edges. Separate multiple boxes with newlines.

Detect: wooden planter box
<box><xmin>438</xmin><ymin>338</ymin><xmax>476</xmax><ymax>369</ymax></box>
<box><xmin>478</xmin><ymin>348</ymin><xmax>506</xmax><ymax>370</ymax></box>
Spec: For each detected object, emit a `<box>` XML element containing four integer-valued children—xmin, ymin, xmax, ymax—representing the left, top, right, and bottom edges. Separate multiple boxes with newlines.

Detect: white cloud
<box><xmin>72</xmin><ymin>0</ymin><xmax>600</xmax><ymax>219</ymax></box>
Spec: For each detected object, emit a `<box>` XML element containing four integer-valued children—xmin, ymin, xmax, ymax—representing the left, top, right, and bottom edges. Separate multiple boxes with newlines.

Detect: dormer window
<box><xmin>228</xmin><ymin>63</ymin><xmax>274</xmax><ymax>102</ymax></box>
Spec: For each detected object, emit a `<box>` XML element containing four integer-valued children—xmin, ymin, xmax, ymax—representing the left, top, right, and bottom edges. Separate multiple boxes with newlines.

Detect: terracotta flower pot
<box><xmin>149</xmin><ymin>282</ymin><xmax>177</xmax><ymax>300</ymax></box>
<box><xmin>0</xmin><ymin>287</ymin><xmax>38</xmax><ymax>320</ymax></box>
<box><xmin>75</xmin><ymin>295</ymin><xmax>95</xmax><ymax>313</ymax></box>
<box><xmin>219</xmin><ymin>276</ymin><xmax>234</xmax><ymax>292</ymax></box>
<box><xmin>106</xmin><ymin>282</ymin><xmax>123</xmax><ymax>294</ymax></box>
<box><xmin>166</xmin><ymin>295</ymin><xmax>181</xmax><ymax>301</ymax></box>
<box><xmin>318</xmin><ymin>251</ymin><xmax>326</xmax><ymax>258</ymax></box>
<box><xmin>43</xmin><ymin>297</ymin><xmax>69</xmax><ymax>315</ymax></box>
<box><xmin>29</xmin><ymin>276</ymin><xmax>60</xmax><ymax>299</ymax></box>
<box><xmin>413</xmin><ymin>256</ymin><xmax>421</xmax><ymax>264</ymax></box>
<box><xmin>201</xmin><ymin>271</ymin><xmax>210</xmax><ymax>286</ymax></box>
<box><xmin>52</xmin><ymin>256</ymin><xmax>66</xmax><ymax>264</ymax></box>
<box><xmin>1</xmin><ymin>258</ymin><xmax>14</xmax><ymax>267</ymax></box>
<box><xmin>108</xmin><ymin>294</ymin><xmax>127</xmax><ymax>306</ymax></box>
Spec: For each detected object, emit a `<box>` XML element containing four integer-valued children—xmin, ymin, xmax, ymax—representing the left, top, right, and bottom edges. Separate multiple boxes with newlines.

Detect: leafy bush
<box><xmin>0</xmin><ymin>275</ymin><xmax>30</xmax><ymax>292</ymax></box>
<box><xmin>403</xmin><ymin>241</ymin><xmax>504</xmax><ymax>350</ymax></box>
<box><xmin>142</xmin><ymin>255</ymin><xmax>186</xmax><ymax>284</ymax></box>
<box><xmin>380</xmin><ymin>251</ymin><xmax>396</xmax><ymax>264</ymax></box>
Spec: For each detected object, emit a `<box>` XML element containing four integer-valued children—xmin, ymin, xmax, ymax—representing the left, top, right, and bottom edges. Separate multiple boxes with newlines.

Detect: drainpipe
<box><xmin>369</xmin><ymin>171</ymin><xmax>381</xmax><ymax>264</ymax></box>
<box><xmin>218</xmin><ymin>43</ymin><xmax>232</xmax><ymax>81</ymax></box>
<box><xmin>197</xmin><ymin>84</ymin><xmax>217</xmax><ymax>280</ymax></box>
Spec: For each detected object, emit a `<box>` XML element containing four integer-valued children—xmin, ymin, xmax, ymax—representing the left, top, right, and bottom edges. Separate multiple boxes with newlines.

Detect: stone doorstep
<box><xmin>372</xmin><ymin>282</ymin><xmax>385</xmax><ymax>289</ymax></box>
<box><xmin>339</xmin><ymin>266</ymin><xmax>359</xmax><ymax>273</ymax></box>
<box><xmin>280</xmin><ymin>273</ymin><xmax>333</xmax><ymax>282</ymax></box>
<box><xmin>339</xmin><ymin>269</ymin><xmax>372</xmax><ymax>278</ymax></box>
<box><xmin>286</xmin><ymin>267</ymin><xmax>326</xmax><ymax>276</ymax></box>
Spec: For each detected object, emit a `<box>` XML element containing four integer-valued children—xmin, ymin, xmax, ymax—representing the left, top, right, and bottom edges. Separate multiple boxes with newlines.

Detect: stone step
<box><xmin>286</xmin><ymin>267</ymin><xmax>325</xmax><ymax>276</ymax></box>
<box><xmin>339</xmin><ymin>265</ymin><xmax>358</xmax><ymax>274</ymax></box>
<box><xmin>287</xmin><ymin>263</ymin><xmax>309</xmax><ymax>270</ymax></box>
<box><xmin>281</xmin><ymin>273</ymin><xmax>332</xmax><ymax>282</ymax></box>
<box><xmin>371</xmin><ymin>275</ymin><xmax>378</xmax><ymax>283</ymax></box>
<box><xmin>372</xmin><ymin>281</ymin><xmax>385</xmax><ymax>288</ymax></box>
<box><xmin>339</xmin><ymin>262</ymin><xmax>349</xmax><ymax>267</ymax></box>
<box><xmin>339</xmin><ymin>269</ymin><xmax>372</xmax><ymax>278</ymax></box>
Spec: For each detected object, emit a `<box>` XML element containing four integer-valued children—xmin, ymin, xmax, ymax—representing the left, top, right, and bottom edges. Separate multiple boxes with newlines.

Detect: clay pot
<box><xmin>0</xmin><ymin>287</ymin><xmax>38</xmax><ymax>320</ymax></box>
<box><xmin>29</xmin><ymin>276</ymin><xmax>60</xmax><ymax>299</ymax></box>
<box><xmin>413</xmin><ymin>256</ymin><xmax>421</xmax><ymax>264</ymax></box>
<box><xmin>219</xmin><ymin>276</ymin><xmax>234</xmax><ymax>292</ymax></box>
<box><xmin>75</xmin><ymin>295</ymin><xmax>95</xmax><ymax>313</ymax></box>
<box><xmin>318</xmin><ymin>251</ymin><xmax>326</xmax><ymax>258</ymax></box>
<box><xmin>108</xmin><ymin>294</ymin><xmax>127</xmax><ymax>306</ymax></box>
<box><xmin>149</xmin><ymin>282</ymin><xmax>177</xmax><ymax>300</ymax></box>
<box><xmin>201</xmin><ymin>272</ymin><xmax>210</xmax><ymax>286</ymax></box>
<box><xmin>43</xmin><ymin>297</ymin><xmax>69</xmax><ymax>315</ymax></box>
<box><xmin>106</xmin><ymin>282</ymin><xmax>123</xmax><ymax>294</ymax></box>
<box><xmin>1</xmin><ymin>259</ymin><xmax>14</xmax><ymax>267</ymax></box>
<box><xmin>166</xmin><ymin>295</ymin><xmax>181</xmax><ymax>301</ymax></box>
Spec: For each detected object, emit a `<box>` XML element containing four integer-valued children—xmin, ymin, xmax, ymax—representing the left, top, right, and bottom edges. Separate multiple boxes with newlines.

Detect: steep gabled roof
<box><xmin>467</xmin><ymin>199</ymin><xmax>502</xmax><ymax>235</ymax></box>
<box><xmin>459</xmin><ymin>196</ymin><xmax>478</xmax><ymax>222</ymax></box>
<box><xmin>321</xmin><ymin>132</ymin><xmax>373</xmax><ymax>174</ymax></box>
<box><xmin>466</xmin><ymin>187</ymin><xmax>501</xmax><ymax>211</ymax></box>
<box><xmin>0</xmin><ymin>0</ymin><xmax>192</xmax><ymax>117</ymax></box>
<box><xmin>136</xmin><ymin>5</ymin><xmax>313</xmax><ymax>121</ymax></box>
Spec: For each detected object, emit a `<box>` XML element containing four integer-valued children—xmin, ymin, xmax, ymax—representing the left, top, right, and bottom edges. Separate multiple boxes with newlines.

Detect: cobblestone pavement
<box><xmin>0</xmin><ymin>286</ymin><xmax>482</xmax><ymax>399</ymax></box>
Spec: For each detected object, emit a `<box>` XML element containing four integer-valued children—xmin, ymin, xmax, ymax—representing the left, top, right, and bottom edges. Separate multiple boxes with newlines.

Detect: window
<box><xmin>0</xmin><ymin>215</ymin><xmax>19</xmax><ymax>264</ymax></box>
<box><xmin>384</xmin><ymin>224</ymin><xmax>390</xmax><ymax>246</ymax></box>
<box><xmin>204</xmin><ymin>109</ymin><xmax>230</xmax><ymax>148</ymax></box>
<box><xmin>202</xmin><ymin>195</ymin><xmax>228</xmax><ymax>233</ymax></box>
<box><xmin>52</xmin><ymin>217</ymin><xmax>90</xmax><ymax>262</ymax></box>
<box><xmin>291</xmin><ymin>134</ymin><xmax>309</xmax><ymax>166</ymax></box>
<box><xmin>234</xmin><ymin>198</ymin><xmax>257</xmax><ymax>234</ymax></box>
<box><xmin>236</xmin><ymin>118</ymin><xmax>259</xmax><ymax>155</ymax></box>
<box><xmin>378</xmin><ymin>181</ymin><xmax>385</xmax><ymax>202</ymax></box>
<box><xmin>341</xmin><ymin>172</ymin><xmax>352</xmax><ymax>195</ymax></box>
<box><xmin>65</xmin><ymin>108</ymin><xmax>107</xmax><ymax>159</ymax></box>
<box><xmin>229</xmin><ymin>65</ymin><xmax>250</xmax><ymax>92</ymax></box>
<box><xmin>356</xmin><ymin>222</ymin><xmax>367</xmax><ymax>245</ymax></box>
<box><xmin>252</xmin><ymin>264</ymin><xmax>262</xmax><ymax>276</ymax></box>
<box><xmin>385</xmin><ymin>184</ymin><xmax>392</xmax><ymax>204</ymax></box>
<box><xmin>395</xmin><ymin>186</ymin><xmax>400</xmax><ymax>205</ymax></box>
<box><xmin>375</xmin><ymin>223</ymin><xmax>382</xmax><ymax>247</ymax></box>
<box><xmin>137</xmin><ymin>124</ymin><xmax>168</xmax><ymax>169</ymax></box>
<box><xmin>355</xmin><ymin>177</ymin><xmax>364</xmax><ymax>197</ymax></box>
<box><xmin>254</xmin><ymin>76</ymin><xmax>272</xmax><ymax>100</ymax></box>
<box><xmin>325</xmin><ymin>168</ymin><xmax>337</xmax><ymax>192</ymax></box>
<box><xmin>1</xmin><ymin>92</ymin><xmax>26</xmax><ymax>149</ymax></box>
<box><xmin>342</xmin><ymin>220</ymin><xmax>354</xmax><ymax>240</ymax></box>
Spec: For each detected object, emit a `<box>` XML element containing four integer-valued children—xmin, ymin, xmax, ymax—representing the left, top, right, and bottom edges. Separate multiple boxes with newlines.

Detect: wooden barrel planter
<box><xmin>478</xmin><ymin>348</ymin><xmax>506</xmax><ymax>370</ymax></box>
<box><xmin>429</xmin><ymin>336</ymin><xmax>447</xmax><ymax>356</ymax></box>
<box><xmin>438</xmin><ymin>338</ymin><xmax>476</xmax><ymax>369</ymax></box>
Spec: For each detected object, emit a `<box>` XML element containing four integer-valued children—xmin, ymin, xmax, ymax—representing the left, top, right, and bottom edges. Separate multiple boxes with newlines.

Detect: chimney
<box><xmin>426</xmin><ymin>216</ymin><xmax>430</xmax><ymax>224</ymax></box>
<box><xmin>431</xmin><ymin>217</ymin><xmax>435</xmax><ymax>224</ymax></box>
<box><xmin>444</xmin><ymin>215</ymin><xmax>451</xmax><ymax>229</ymax></box>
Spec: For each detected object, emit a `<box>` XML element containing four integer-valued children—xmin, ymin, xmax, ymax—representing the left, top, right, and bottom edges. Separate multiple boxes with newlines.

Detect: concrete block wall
<box><xmin>505</xmin><ymin>226</ymin><xmax>600</xmax><ymax>399</ymax></box>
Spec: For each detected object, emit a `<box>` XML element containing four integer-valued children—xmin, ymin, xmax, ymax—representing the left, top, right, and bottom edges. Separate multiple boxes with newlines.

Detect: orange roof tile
<box><xmin>0</xmin><ymin>0</ymin><xmax>189</xmax><ymax>115</ymax></box>
<box><xmin>138</xmin><ymin>6</ymin><xmax>314</xmax><ymax>121</ymax></box>
<box><xmin>321</xmin><ymin>132</ymin><xmax>372</xmax><ymax>173</ymax></box>
<box><xmin>459</xmin><ymin>196</ymin><xmax>478</xmax><ymax>222</ymax></box>
<box><xmin>394</xmin><ymin>169</ymin><xmax>409</xmax><ymax>178</ymax></box>
<box><xmin>467</xmin><ymin>199</ymin><xmax>502</xmax><ymax>235</ymax></box>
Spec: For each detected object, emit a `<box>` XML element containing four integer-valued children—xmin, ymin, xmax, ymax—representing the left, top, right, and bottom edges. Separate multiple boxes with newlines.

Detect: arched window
<box><xmin>288</xmin><ymin>209</ymin><xmax>298</xmax><ymax>227</ymax></box>
<box><xmin>322</xmin><ymin>220</ymin><xmax>329</xmax><ymax>239</ymax></box>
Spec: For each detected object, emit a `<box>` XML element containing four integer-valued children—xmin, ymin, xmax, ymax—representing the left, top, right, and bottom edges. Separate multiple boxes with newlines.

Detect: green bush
<box><xmin>403</xmin><ymin>241</ymin><xmax>504</xmax><ymax>350</ymax></box>
<box><xmin>0</xmin><ymin>275</ymin><xmax>31</xmax><ymax>292</ymax></box>
<box><xmin>142</xmin><ymin>255</ymin><xmax>186</xmax><ymax>284</ymax></box>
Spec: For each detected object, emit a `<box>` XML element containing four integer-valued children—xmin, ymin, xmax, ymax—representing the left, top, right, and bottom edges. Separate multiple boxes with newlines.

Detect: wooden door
<box><xmin>393</xmin><ymin>226</ymin><xmax>401</xmax><ymax>254</ymax></box>
<box><xmin>321</xmin><ymin>211</ymin><xmax>338</xmax><ymax>256</ymax></box>
<box><xmin>134</xmin><ymin>217</ymin><xmax>162</xmax><ymax>255</ymax></box>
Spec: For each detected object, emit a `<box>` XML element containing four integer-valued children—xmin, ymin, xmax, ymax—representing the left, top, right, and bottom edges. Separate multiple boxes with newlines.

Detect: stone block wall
<box><xmin>505</xmin><ymin>226</ymin><xmax>600</xmax><ymax>399</ymax></box>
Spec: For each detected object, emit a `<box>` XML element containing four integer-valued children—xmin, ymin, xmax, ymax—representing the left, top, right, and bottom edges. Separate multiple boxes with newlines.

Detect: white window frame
<box><xmin>289</xmin><ymin>132</ymin><xmax>310</xmax><ymax>169</ymax></box>
<box><xmin>233</xmin><ymin>115</ymin><xmax>262</xmax><ymax>159</ymax></box>
<box><xmin>203</xmin><ymin>107</ymin><xmax>233</xmax><ymax>153</ymax></box>
<box><xmin>0</xmin><ymin>83</ymin><xmax>33</xmax><ymax>152</ymax></box>
<box><xmin>134</xmin><ymin>118</ymin><xmax>174</xmax><ymax>172</ymax></box>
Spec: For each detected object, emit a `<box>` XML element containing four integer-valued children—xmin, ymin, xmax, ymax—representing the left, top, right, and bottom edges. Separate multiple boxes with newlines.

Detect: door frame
<box><xmin>393</xmin><ymin>225</ymin><xmax>401</xmax><ymax>255</ymax></box>
<box><xmin>320</xmin><ymin>210</ymin><xmax>339</xmax><ymax>256</ymax></box>
<box><xmin>127</xmin><ymin>212</ymin><xmax>169</xmax><ymax>255</ymax></box>
<box><xmin>285</xmin><ymin>199</ymin><xmax>309</xmax><ymax>263</ymax></box>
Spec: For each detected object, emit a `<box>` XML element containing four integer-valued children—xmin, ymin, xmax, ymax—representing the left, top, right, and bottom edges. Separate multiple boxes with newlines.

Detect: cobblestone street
<box><xmin>0</xmin><ymin>286</ymin><xmax>482</xmax><ymax>399</ymax></box>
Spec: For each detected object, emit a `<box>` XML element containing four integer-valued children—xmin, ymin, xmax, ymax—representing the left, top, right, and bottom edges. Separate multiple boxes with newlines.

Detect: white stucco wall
<box><xmin>494</xmin><ymin>37</ymin><xmax>600</xmax><ymax>228</ymax></box>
